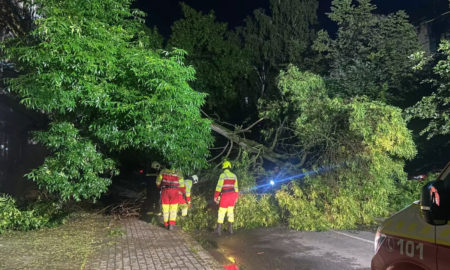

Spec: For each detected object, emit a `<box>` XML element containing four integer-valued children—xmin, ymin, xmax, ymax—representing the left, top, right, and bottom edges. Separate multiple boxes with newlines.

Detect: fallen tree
<box><xmin>210</xmin><ymin>121</ymin><xmax>286</xmax><ymax>165</ymax></box>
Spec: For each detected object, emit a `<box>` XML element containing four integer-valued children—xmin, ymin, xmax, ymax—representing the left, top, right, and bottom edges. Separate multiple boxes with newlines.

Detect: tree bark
<box><xmin>210</xmin><ymin>122</ymin><xmax>286</xmax><ymax>165</ymax></box>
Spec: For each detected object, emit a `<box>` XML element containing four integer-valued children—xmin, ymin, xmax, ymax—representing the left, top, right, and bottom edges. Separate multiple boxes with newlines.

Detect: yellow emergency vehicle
<box><xmin>371</xmin><ymin>162</ymin><xmax>450</xmax><ymax>270</ymax></box>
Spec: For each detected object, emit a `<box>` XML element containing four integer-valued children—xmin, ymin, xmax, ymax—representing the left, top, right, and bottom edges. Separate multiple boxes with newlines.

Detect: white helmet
<box><xmin>192</xmin><ymin>175</ymin><xmax>199</xmax><ymax>184</ymax></box>
<box><xmin>151</xmin><ymin>161</ymin><xmax>161</xmax><ymax>170</ymax></box>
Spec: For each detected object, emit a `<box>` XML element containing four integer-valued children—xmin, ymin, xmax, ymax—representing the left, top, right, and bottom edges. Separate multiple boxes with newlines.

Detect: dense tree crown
<box><xmin>168</xmin><ymin>4</ymin><xmax>249</xmax><ymax>119</ymax></box>
<box><xmin>314</xmin><ymin>0</ymin><xmax>421</xmax><ymax>103</ymax></box>
<box><xmin>407</xmin><ymin>40</ymin><xmax>450</xmax><ymax>139</ymax></box>
<box><xmin>261</xmin><ymin>65</ymin><xmax>416</xmax><ymax>167</ymax></box>
<box><xmin>2</xmin><ymin>0</ymin><xmax>213</xmax><ymax>201</ymax></box>
<box><xmin>238</xmin><ymin>0</ymin><xmax>319</xmax><ymax>102</ymax></box>
<box><xmin>262</xmin><ymin>65</ymin><xmax>417</xmax><ymax>228</ymax></box>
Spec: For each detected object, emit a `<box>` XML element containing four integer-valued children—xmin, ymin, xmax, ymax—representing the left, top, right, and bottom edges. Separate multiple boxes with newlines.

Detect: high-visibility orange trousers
<box><xmin>217</xmin><ymin>192</ymin><xmax>238</xmax><ymax>224</ymax></box>
<box><xmin>161</xmin><ymin>188</ymin><xmax>181</xmax><ymax>226</ymax></box>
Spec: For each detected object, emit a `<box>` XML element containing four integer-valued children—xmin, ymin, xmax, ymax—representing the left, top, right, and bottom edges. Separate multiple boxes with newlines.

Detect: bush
<box><xmin>389</xmin><ymin>178</ymin><xmax>425</xmax><ymax>212</ymax></box>
<box><xmin>235</xmin><ymin>193</ymin><xmax>281</xmax><ymax>229</ymax></box>
<box><xmin>272</xmin><ymin>164</ymin><xmax>425</xmax><ymax>231</ymax></box>
<box><xmin>181</xmin><ymin>166</ymin><xmax>423</xmax><ymax>232</ymax></box>
<box><xmin>0</xmin><ymin>194</ymin><xmax>68</xmax><ymax>233</ymax></box>
<box><xmin>275</xmin><ymin>182</ymin><xmax>330</xmax><ymax>231</ymax></box>
<box><xmin>179</xmin><ymin>196</ymin><xmax>216</xmax><ymax>231</ymax></box>
<box><xmin>230</xmin><ymin>152</ymin><xmax>259</xmax><ymax>190</ymax></box>
<box><xmin>180</xmin><ymin>193</ymin><xmax>281</xmax><ymax>231</ymax></box>
<box><xmin>0</xmin><ymin>195</ymin><xmax>22</xmax><ymax>233</ymax></box>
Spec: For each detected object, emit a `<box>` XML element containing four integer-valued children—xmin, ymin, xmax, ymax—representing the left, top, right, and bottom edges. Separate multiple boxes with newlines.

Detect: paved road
<box><xmin>209</xmin><ymin>227</ymin><xmax>375</xmax><ymax>270</ymax></box>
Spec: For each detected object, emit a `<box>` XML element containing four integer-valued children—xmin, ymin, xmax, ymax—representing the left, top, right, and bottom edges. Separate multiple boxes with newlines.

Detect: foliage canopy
<box><xmin>314</xmin><ymin>0</ymin><xmax>421</xmax><ymax>103</ymax></box>
<box><xmin>260</xmin><ymin>65</ymin><xmax>417</xmax><ymax>228</ymax></box>
<box><xmin>168</xmin><ymin>4</ymin><xmax>250</xmax><ymax>118</ymax></box>
<box><xmin>238</xmin><ymin>0</ymin><xmax>319</xmax><ymax>103</ymax></box>
<box><xmin>2</xmin><ymin>0</ymin><xmax>213</xmax><ymax>201</ymax></box>
<box><xmin>407</xmin><ymin>40</ymin><xmax>450</xmax><ymax>139</ymax></box>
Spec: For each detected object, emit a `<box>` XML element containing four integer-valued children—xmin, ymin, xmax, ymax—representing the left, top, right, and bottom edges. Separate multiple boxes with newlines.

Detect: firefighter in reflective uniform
<box><xmin>156</xmin><ymin>167</ymin><xmax>185</xmax><ymax>230</ymax></box>
<box><xmin>214</xmin><ymin>161</ymin><xmax>239</xmax><ymax>236</ymax></box>
<box><xmin>180</xmin><ymin>175</ymin><xmax>198</xmax><ymax>217</ymax></box>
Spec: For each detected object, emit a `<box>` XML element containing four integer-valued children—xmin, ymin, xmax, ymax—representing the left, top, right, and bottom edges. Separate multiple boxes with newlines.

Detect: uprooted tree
<box><xmin>265</xmin><ymin>66</ymin><xmax>418</xmax><ymax>229</ymax></box>
<box><xmin>181</xmin><ymin>65</ymin><xmax>420</xmax><ymax>231</ymax></box>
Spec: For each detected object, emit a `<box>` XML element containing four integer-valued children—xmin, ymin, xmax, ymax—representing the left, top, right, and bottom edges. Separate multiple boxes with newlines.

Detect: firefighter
<box><xmin>180</xmin><ymin>174</ymin><xmax>199</xmax><ymax>217</ymax></box>
<box><xmin>214</xmin><ymin>161</ymin><xmax>239</xmax><ymax>236</ymax></box>
<box><xmin>156</xmin><ymin>165</ymin><xmax>185</xmax><ymax>230</ymax></box>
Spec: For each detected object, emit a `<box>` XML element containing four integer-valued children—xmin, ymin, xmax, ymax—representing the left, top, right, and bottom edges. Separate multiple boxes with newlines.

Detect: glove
<box><xmin>214</xmin><ymin>197</ymin><xmax>220</xmax><ymax>204</ymax></box>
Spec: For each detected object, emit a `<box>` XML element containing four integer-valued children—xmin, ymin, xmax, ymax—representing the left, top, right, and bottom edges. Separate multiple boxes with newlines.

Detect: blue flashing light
<box><xmin>243</xmin><ymin>163</ymin><xmax>342</xmax><ymax>193</ymax></box>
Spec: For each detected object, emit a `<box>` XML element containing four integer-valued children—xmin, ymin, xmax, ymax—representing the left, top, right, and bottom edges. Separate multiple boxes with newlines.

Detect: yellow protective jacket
<box><xmin>214</xmin><ymin>169</ymin><xmax>238</xmax><ymax>200</ymax></box>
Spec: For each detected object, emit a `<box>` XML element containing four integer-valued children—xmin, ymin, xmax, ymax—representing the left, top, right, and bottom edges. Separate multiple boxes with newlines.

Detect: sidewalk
<box><xmin>85</xmin><ymin>218</ymin><xmax>223</xmax><ymax>270</ymax></box>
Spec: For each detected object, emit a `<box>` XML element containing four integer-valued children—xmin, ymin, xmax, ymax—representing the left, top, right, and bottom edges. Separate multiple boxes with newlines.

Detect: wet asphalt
<box><xmin>205</xmin><ymin>227</ymin><xmax>375</xmax><ymax>270</ymax></box>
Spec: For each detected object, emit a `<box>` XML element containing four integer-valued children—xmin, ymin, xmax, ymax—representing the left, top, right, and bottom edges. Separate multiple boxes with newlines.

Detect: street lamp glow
<box><xmin>270</xmin><ymin>180</ymin><xmax>275</xmax><ymax>186</ymax></box>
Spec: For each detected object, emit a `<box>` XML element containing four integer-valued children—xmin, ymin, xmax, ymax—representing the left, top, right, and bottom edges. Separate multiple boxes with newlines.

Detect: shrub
<box><xmin>389</xmin><ymin>177</ymin><xmax>425</xmax><ymax>212</ymax></box>
<box><xmin>180</xmin><ymin>193</ymin><xmax>281</xmax><ymax>231</ymax></box>
<box><xmin>273</xmin><ymin>164</ymin><xmax>424</xmax><ymax>231</ymax></box>
<box><xmin>275</xmin><ymin>182</ymin><xmax>329</xmax><ymax>231</ymax></box>
<box><xmin>179</xmin><ymin>196</ymin><xmax>216</xmax><ymax>231</ymax></box>
<box><xmin>0</xmin><ymin>194</ymin><xmax>68</xmax><ymax>233</ymax></box>
<box><xmin>230</xmin><ymin>152</ymin><xmax>258</xmax><ymax>190</ymax></box>
<box><xmin>0</xmin><ymin>195</ymin><xmax>22</xmax><ymax>233</ymax></box>
<box><xmin>234</xmin><ymin>193</ymin><xmax>281</xmax><ymax>229</ymax></box>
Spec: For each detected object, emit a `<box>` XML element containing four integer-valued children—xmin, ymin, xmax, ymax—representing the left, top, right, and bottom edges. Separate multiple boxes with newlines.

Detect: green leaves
<box><xmin>276</xmin><ymin>183</ymin><xmax>329</xmax><ymax>231</ymax></box>
<box><xmin>348</xmin><ymin>101</ymin><xmax>416</xmax><ymax>159</ymax></box>
<box><xmin>0</xmin><ymin>195</ymin><xmax>67</xmax><ymax>233</ymax></box>
<box><xmin>264</xmin><ymin>66</ymin><xmax>416</xmax><ymax>165</ymax></box>
<box><xmin>259</xmin><ymin>65</ymin><xmax>417</xmax><ymax>229</ymax></box>
<box><xmin>235</xmin><ymin>194</ymin><xmax>280</xmax><ymax>229</ymax></box>
<box><xmin>238</xmin><ymin>0</ymin><xmax>320</xmax><ymax>105</ymax></box>
<box><xmin>26</xmin><ymin>122</ymin><xmax>117</xmax><ymax>202</ymax></box>
<box><xmin>2</xmin><ymin>0</ymin><xmax>213</xmax><ymax>200</ymax></box>
<box><xmin>168</xmin><ymin>4</ymin><xmax>249</xmax><ymax>119</ymax></box>
<box><xmin>407</xmin><ymin>40</ymin><xmax>450</xmax><ymax>139</ymax></box>
<box><xmin>314</xmin><ymin>0</ymin><xmax>421</xmax><ymax>102</ymax></box>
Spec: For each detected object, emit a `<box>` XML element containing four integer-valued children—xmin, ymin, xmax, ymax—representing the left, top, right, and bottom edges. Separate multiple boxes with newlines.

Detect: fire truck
<box><xmin>371</xmin><ymin>162</ymin><xmax>450</xmax><ymax>270</ymax></box>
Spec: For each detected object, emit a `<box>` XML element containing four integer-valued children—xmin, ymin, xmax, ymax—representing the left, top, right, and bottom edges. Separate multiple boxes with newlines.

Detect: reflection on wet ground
<box><xmin>195</xmin><ymin>227</ymin><xmax>373</xmax><ymax>270</ymax></box>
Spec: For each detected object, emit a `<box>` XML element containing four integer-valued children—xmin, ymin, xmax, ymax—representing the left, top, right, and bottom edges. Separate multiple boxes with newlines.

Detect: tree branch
<box><xmin>210</xmin><ymin>122</ymin><xmax>286</xmax><ymax>164</ymax></box>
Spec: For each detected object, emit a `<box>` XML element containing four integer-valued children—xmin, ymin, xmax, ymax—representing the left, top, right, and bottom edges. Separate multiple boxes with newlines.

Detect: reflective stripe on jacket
<box><xmin>214</xmin><ymin>169</ymin><xmax>238</xmax><ymax>200</ymax></box>
<box><xmin>185</xmin><ymin>179</ymin><xmax>192</xmax><ymax>198</ymax></box>
<box><xmin>156</xmin><ymin>169</ymin><xmax>185</xmax><ymax>192</ymax></box>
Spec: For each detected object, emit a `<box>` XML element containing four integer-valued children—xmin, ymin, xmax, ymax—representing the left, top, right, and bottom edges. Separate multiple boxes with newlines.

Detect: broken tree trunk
<box><xmin>210</xmin><ymin>122</ymin><xmax>286</xmax><ymax>165</ymax></box>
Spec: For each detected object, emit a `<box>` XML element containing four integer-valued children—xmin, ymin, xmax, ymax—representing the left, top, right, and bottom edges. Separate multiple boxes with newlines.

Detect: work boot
<box><xmin>168</xmin><ymin>224</ymin><xmax>175</xmax><ymax>231</ymax></box>
<box><xmin>228</xmin><ymin>222</ymin><xmax>233</xmax><ymax>234</ymax></box>
<box><xmin>215</xmin><ymin>223</ymin><xmax>222</xmax><ymax>236</ymax></box>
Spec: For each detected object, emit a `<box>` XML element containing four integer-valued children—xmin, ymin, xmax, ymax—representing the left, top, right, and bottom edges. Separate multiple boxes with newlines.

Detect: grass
<box><xmin>0</xmin><ymin>212</ymin><xmax>119</xmax><ymax>270</ymax></box>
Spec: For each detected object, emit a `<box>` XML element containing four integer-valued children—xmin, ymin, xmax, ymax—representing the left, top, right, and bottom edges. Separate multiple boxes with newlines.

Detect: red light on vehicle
<box><xmin>139</xmin><ymin>169</ymin><xmax>144</xmax><ymax>174</ymax></box>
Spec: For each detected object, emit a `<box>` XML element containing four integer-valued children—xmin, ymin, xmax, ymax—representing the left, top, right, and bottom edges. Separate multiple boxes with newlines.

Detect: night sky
<box><xmin>133</xmin><ymin>0</ymin><xmax>449</xmax><ymax>37</ymax></box>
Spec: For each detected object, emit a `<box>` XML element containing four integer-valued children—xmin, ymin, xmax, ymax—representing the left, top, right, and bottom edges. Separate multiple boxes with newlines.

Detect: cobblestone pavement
<box><xmin>85</xmin><ymin>218</ymin><xmax>222</xmax><ymax>270</ymax></box>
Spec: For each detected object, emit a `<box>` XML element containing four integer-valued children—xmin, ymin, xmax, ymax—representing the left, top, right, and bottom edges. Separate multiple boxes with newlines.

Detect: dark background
<box><xmin>133</xmin><ymin>0</ymin><xmax>449</xmax><ymax>37</ymax></box>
